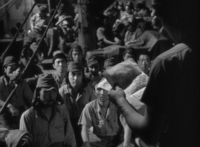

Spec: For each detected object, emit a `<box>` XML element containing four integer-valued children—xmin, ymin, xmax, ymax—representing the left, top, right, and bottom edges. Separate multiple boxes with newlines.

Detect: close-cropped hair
<box><xmin>52</xmin><ymin>53</ymin><xmax>67</xmax><ymax>64</ymax></box>
<box><xmin>136</xmin><ymin>51</ymin><xmax>151</xmax><ymax>61</ymax></box>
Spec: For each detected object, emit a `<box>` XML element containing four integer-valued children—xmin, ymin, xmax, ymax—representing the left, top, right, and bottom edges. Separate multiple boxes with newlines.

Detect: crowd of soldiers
<box><xmin>0</xmin><ymin>0</ymin><xmax>199</xmax><ymax>147</ymax></box>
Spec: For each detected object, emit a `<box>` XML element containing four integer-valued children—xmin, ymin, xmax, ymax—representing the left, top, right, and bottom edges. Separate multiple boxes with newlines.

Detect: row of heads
<box><xmin>35</xmin><ymin>73</ymin><xmax>108</xmax><ymax>92</ymax></box>
<box><xmin>53</xmin><ymin>43</ymin><xmax>98</xmax><ymax>68</ymax></box>
<box><xmin>112</xmin><ymin>0</ymin><xmax>147</xmax><ymax>11</ymax></box>
<box><xmin>2</xmin><ymin>55</ymin><xmax>83</xmax><ymax>73</ymax></box>
<box><xmin>3</xmin><ymin>45</ymin><xmax>150</xmax><ymax>68</ymax></box>
<box><xmin>32</xmin><ymin>73</ymin><xmax>109</xmax><ymax>109</ymax></box>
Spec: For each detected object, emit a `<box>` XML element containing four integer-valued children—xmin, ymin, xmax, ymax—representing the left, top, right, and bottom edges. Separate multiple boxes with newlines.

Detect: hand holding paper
<box><xmin>108</xmin><ymin>86</ymin><xmax>126</xmax><ymax>105</ymax></box>
<box><xmin>103</xmin><ymin>60</ymin><xmax>148</xmax><ymax>110</ymax></box>
<box><xmin>103</xmin><ymin>60</ymin><xmax>142</xmax><ymax>89</ymax></box>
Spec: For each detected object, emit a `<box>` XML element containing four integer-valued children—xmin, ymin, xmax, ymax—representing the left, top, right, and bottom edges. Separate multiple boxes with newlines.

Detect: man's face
<box><xmin>123</xmin><ymin>53</ymin><xmax>134</xmax><ymax>61</ymax></box>
<box><xmin>88</xmin><ymin>63</ymin><xmax>100</xmax><ymax>77</ymax></box>
<box><xmin>4</xmin><ymin>64</ymin><xmax>21</xmax><ymax>81</ymax></box>
<box><xmin>39</xmin><ymin>88</ymin><xmax>57</xmax><ymax>107</ymax></box>
<box><xmin>138</xmin><ymin>54</ymin><xmax>151</xmax><ymax>73</ymax></box>
<box><xmin>125</xmin><ymin>5</ymin><xmax>129</xmax><ymax>11</ymax></box>
<box><xmin>118</xmin><ymin>5</ymin><xmax>123</xmax><ymax>11</ymax></box>
<box><xmin>72</xmin><ymin>51</ymin><xmax>82</xmax><ymax>63</ymax></box>
<box><xmin>53</xmin><ymin>58</ymin><xmax>67</xmax><ymax>74</ymax></box>
<box><xmin>95</xmin><ymin>87</ymin><xmax>109</xmax><ymax>104</ymax></box>
<box><xmin>68</xmin><ymin>71</ymin><xmax>83</xmax><ymax>88</ymax></box>
<box><xmin>74</xmin><ymin>6</ymin><xmax>78</xmax><ymax>14</ymax></box>
<box><xmin>127</xmin><ymin>24</ymin><xmax>133</xmax><ymax>31</ymax></box>
<box><xmin>61</xmin><ymin>20</ymin><xmax>69</xmax><ymax>30</ymax></box>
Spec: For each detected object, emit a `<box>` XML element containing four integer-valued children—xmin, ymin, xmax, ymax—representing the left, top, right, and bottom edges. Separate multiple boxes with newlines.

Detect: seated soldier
<box><xmin>68</xmin><ymin>44</ymin><xmax>87</xmax><ymax>72</ymax></box>
<box><xmin>30</xmin><ymin>5</ymin><xmax>49</xmax><ymax>31</ymax></box>
<box><xmin>78</xmin><ymin>78</ymin><xmax>132</xmax><ymax>147</ymax></box>
<box><xmin>20</xmin><ymin>74</ymin><xmax>76</xmax><ymax>147</ymax></box>
<box><xmin>22</xmin><ymin>24</ymin><xmax>47</xmax><ymax>61</ymax></box>
<box><xmin>51</xmin><ymin>52</ymin><xmax>68</xmax><ymax>88</ymax></box>
<box><xmin>96</xmin><ymin>15</ymin><xmax>121</xmax><ymax>48</ymax></box>
<box><xmin>126</xmin><ymin>21</ymin><xmax>153</xmax><ymax>45</ymax></box>
<box><xmin>68</xmin><ymin>44</ymin><xmax>83</xmax><ymax>63</ymax></box>
<box><xmin>0</xmin><ymin>56</ymin><xmax>33</xmax><ymax>126</ymax></box>
<box><xmin>0</xmin><ymin>108</ymin><xmax>33</xmax><ymax>147</ymax></box>
<box><xmin>59</xmin><ymin>62</ymin><xmax>96</xmax><ymax>146</ymax></box>
<box><xmin>137</xmin><ymin>51</ymin><xmax>151</xmax><ymax>75</ymax></box>
<box><xmin>112</xmin><ymin>22</ymin><xmax>126</xmax><ymax>46</ymax></box>
<box><xmin>85</xmin><ymin>55</ymin><xmax>101</xmax><ymax>82</ymax></box>
<box><xmin>24</xmin><ymin>5</ymin><xmax>56</xmax><ymax>58</ymax></box>
<box><xmin>56</xmin><ymin>15</ymin><xmax>75</xmax><ymax>54</ymax></box>
<box><xmin>54</xmin><ymin>3</ymin><xmax>67</xmax><ymax>26</ymax></box>
<box><xmin>124</xmin><ymin>22</ymin><xmax>134</xmax><ymax>45</ymax></box>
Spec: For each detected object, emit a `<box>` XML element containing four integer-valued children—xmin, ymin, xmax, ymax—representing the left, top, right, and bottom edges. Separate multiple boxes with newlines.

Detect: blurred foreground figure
<box><xmin>0</xmin><ymin>108</ymin><xmax>33</xmax><ymax>147</ymax></box>
<box><xmin>109</xmin><ymin>0</ymin><xmax>200</xmax><ymax>147</ymax></box>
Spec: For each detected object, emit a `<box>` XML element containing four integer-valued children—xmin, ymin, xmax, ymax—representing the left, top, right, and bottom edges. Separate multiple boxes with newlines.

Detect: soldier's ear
<box><xmin>3</xmin><ymin>66</ymin><xmax>7</xmax><ymax>73</ymax></box>
<box><xmin>52</xmin><ymin>63</ymin><xmax>56</xmax><ymax>69</ymax></box>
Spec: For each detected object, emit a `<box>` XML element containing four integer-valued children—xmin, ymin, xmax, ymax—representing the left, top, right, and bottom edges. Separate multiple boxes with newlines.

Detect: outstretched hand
<box><xmin>108</xmin><ymin>86</ymin><xmax>126</xmax><ymax>105</ymax></box>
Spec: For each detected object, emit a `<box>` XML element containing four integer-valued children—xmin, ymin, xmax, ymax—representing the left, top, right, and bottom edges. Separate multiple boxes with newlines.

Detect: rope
<box><xmin>0</xmin><ymin>0</ymin><xmax>16</xmax><ymax>10</ymax></box>
<box><xmin>0</xmin><ymin>0</ymin><xmax>38</xmax><ymax>62</ymax></box>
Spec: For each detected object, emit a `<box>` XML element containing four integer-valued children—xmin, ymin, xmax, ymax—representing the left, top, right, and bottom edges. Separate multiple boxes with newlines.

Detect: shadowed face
<box><xmin>4</xmin><ymin>64</ymin><xmax>21</xmax><ymax>81</ymax></box>
<box><xmin>68</xmin><ymin>71</ymin><xmax>83</xmax><ymax>88</ymax></box>
<box><xmin>53</xmin><ymin>58</ymin><xmax>67</xmax><ymax>74</ymax></box>
<box><xmin>72</xmin><ymin>51</ymin><xmax>83</xmax><ymax>63</ymax></box>
<box><xmin>88</xmin><ymin>63</ymin><xmax>100</xmax><ymax>76</ymax></box>
<box><xmin>39</xmin><ymin>88</ymin><xmax>57</xmax><ymax>107</ymax></box>
<box><xmin>123</xmin><ymin>53</ymin><xmax>134</xmax><ymax>61</ymax></box>
<box><xmin>138</xmin><ymin>54</ymin><xmax>150</xmax><ymax>74</ymax></box>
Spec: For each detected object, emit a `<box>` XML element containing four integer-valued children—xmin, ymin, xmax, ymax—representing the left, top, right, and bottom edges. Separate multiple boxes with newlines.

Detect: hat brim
<box><xmin>3</xmin><ymin>62</ymin><xmax>18</xmax><ymax>67</ymax></box>
<box><xmin>87</xmin><ymin>60</ymin><xmax>98</xmax><ymax>67</ymax></box>
<box><xmin>68</xmin><ymin>69</ymin><xmax>82</xmax><ymax>72</ymax></box>
<box><xmin>37</xmin><ymin>86</ymin><xmax>57</xmax><ymax>91</ymax></box>
<box><xmin>56</xmin><ymin>16</ymin><xmax>68</xmax><ymax>26</ymax></box>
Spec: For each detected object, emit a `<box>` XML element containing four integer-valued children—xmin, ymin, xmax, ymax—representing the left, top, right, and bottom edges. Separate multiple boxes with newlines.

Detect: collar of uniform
<box><xmin>95</xmin><ymin>100</ymin><xmax>117</xmax><ymax>120</ymax></box>
<box><xmin>52</xmin><ymin>72</ymin><xmax>66</xmax><ymax>87</ymax></box>
<box><xmin>35</xmin><ymin>105</ymin><xmax>60</xmax><ymax>122</ymax></box>
<box><xmin>96</xmin><ymin>99</ymin><xmax>117</xmax><ymax>114</ymax></box>
<box><xmin>67</xmin><ymin>83</ymin><xmax>84</xmax><ymax>96</ymax></box>
<box><xmin>3</xmin><ymin>76</ymin><xmax>9</xmax><ymax>86</ymax></box>
<box><xmin>3</xmin><ymin>75</ymin><xmax>15</xmax><ymax>87</ymax></box>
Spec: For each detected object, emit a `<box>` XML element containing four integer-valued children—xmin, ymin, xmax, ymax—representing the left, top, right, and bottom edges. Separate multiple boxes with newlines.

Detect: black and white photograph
<box><xmin>0</xmin><ymin>0</ymin><xmax>199</xmax><ymax>147</ymax></box>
